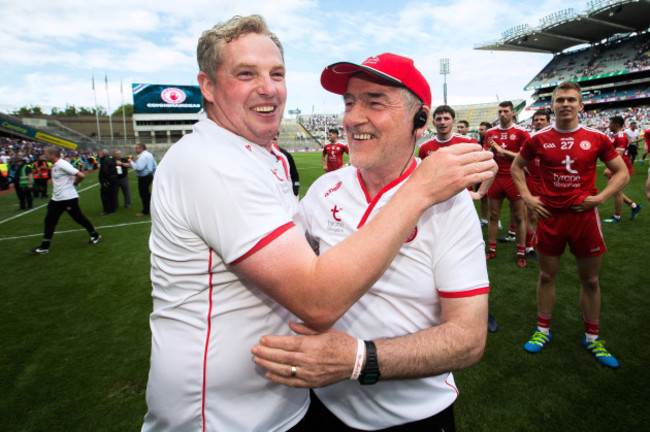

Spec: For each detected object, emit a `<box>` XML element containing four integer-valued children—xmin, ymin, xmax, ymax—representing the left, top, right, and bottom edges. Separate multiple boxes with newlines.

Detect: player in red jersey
<box><xmin>456</xmin><ymin>119</ymin><xmax>470</xmax><ymax>136</ymax></box>
<box><xmin>511</xmin><ymin>81</ymin><xmax>628</xmax><ymax>368</ymax></box>
<box><xmin>322</xmin><ymin>129</ymin><xmax>349</xmax><ymax>172</ymax></box>
<box><xmin>484</xmin><ymin>101</ymin><xmax>530</xmax><ymax>268</ymax></box>
<box><xmin>602</xmin><ymin>116</ymin><xmax>642</xmax><ymax>222</ymax></box>
<box><xmin>419</xmin><ymin>105</ymin><xmax>494</xmax><ymax>201</ymax></box>
<box><xmin>523</xmin><ymin>110</ymin><xmax>551</xmax><ymax>260</ymax></box>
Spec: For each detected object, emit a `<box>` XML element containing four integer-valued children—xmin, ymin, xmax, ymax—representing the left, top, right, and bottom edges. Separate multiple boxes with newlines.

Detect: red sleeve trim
<box><xmin>439</xmin><ymin>286</ymin><xmax>490</xmax><ymax>298</ymax></box>
<box><xmin>229</xmin><ymin>222</ymin><xmax>295</xmax><ymax>265</ymax></box>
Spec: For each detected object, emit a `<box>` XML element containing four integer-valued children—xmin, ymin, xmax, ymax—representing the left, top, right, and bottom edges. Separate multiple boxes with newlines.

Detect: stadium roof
<box><xmin>475</xmin><ymin>0</ymin><xmax>650</xmax><ymax>54</ymax></box>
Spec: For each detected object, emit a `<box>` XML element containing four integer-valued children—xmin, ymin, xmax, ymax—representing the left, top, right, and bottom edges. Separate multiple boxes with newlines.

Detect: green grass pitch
<box><xmin>1</xmin><ymin>150</ymin><xmax>648</xmax><ymax>431</ymax></box>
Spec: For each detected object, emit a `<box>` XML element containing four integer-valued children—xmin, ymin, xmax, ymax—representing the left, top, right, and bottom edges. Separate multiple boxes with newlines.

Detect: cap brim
<box><xmin>321</xmin><ymin>61</ymin><xmax>404</xmax><ymax>95</ymax></box>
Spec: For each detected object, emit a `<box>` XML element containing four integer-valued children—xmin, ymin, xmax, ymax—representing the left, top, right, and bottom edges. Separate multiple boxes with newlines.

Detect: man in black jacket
<box><xmin>98</xmin><ymin>149</ymin><xmax>118</xmax><ymax>215</ymax></box>
<box><xmin>113</xmin><ymin>149</ymin><xmax>131</xmax><ymax>209</ymax></box>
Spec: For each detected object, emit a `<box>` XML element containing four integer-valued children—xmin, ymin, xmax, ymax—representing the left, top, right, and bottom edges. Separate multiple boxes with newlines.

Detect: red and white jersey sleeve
<box><xmin>144</xmin><ymin>119</ymin><xmax>307</xmax><ymax>432</ymax></box>
<box><xmin>418</xmin><ymin>133</ymin><xmax>478</xmax><ymax>159</ymax></box>
<box><xmin>520</xmin><ymin>125</ymin><xmax>618</xmax><ymax>210</ymax></box>
<box><xmin>486</xmin><ymin>125</ymin><xmax>530</xmax><ymax>176</ymax></box>
<box><xmin>297</xmin><ymin>159</ymin><xmax>489</xmax><ymax>430</ymax></box>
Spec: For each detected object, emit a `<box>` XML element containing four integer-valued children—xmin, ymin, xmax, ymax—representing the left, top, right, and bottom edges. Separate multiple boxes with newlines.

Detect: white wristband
<box><xmin>350</xmin><ymin>338</ymin><xmax>366</xmax><ymax>381</ymax></box>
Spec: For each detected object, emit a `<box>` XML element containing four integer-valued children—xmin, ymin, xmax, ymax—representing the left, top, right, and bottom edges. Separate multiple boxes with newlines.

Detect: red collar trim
<box><xmin>356</xmin><ymin>158</ymin><xmax>417</xmax><ymax>229</ymax></box>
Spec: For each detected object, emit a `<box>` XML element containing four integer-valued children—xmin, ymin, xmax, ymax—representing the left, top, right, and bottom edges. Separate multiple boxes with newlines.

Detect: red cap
<box><xmin>320</xmin><ymin>53</ymin><xmax>431</xmax><ymax>108</ymax></box>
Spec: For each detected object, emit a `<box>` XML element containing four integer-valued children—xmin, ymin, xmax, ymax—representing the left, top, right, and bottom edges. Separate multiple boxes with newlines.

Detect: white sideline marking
<box><xmin>0</xmin><ymin>220</ymin><xmax>150</xmax><ymax>242</ymax></box>
<box><xmin>0</xmin><ymin>183</ymin><xmax>99</xmax><ymax>226</ymax></box>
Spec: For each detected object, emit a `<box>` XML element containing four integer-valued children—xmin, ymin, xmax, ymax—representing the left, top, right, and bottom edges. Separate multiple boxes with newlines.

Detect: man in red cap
<box><xmin>254</xmin><ymin>53</ymin><xmax>491</xmax><ymax>431</ymax></box>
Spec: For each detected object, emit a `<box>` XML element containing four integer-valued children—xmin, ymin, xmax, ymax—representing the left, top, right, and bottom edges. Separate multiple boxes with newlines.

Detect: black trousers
<box><xmin>43</xmin><ymin>198</ymin><xmax>95</xmax><ymax>242</ymax></box>
<box><xmin>100</xmin><ymin>183</ymin><xmax>118</xmax><ymax>213</ymax></box>
<box><xmin>137</xmin><ymin>174</ymin><xmax>153</xmax><ymax>214</ymax></box>
<box><xmin>15</xmin><ymin>186</ymin><xmax>33</xmax><ymax>209</ymax></box>
<box><xmin>302</xmin><ymin>390</ymin><xmax>455</xmax><ymax>432</ymax></box>
<box><xmin>33</xmin><ymin>178</ymin><xmax>48</xmax><ymax>198</ymax></box>
<box><xmin>116</xmin><ymin>176</ymin><xmax>131</xmax><ymax>208</ymax></box>
<box><xmin>628</xmin><ymin>145</ymin><xmax>638</xmax><ymax>165</ymax></box>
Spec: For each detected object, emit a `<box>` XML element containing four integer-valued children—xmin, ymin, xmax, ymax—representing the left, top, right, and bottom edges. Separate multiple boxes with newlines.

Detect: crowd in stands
<box><xmin>303</xmin><ymin>114</ymin><xmax>345</xmax><ymax>141</ymax></box>
<box><xmin>515</xmin><ymin>106</ymin><xmax>650</xmax><ymax>133</ymax></box>
<box><xmin>529</xmin><ymin>33</ymin><xmax>650</xmax><ymax>87</ymax></box>
<box><xmin>531</xmin><ymin>82</ymin><xmax>650</xmax><ymax>109</ymax></box>
<box><xmin>581</xmin><ymin>106</ymin><xmax>650</xmax><ymax>131</ymax></box>
<box><xmin>0</xmin><ymin>136</ymin><xmax>101</xmax><ymax>172</ymax></box>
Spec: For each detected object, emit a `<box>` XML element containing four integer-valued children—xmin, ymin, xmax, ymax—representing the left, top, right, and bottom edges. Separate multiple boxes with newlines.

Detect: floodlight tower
<box><xmin>440</xmin><ymin>58</ymin><xmax>450</xmax><ymax>105</ymax></box>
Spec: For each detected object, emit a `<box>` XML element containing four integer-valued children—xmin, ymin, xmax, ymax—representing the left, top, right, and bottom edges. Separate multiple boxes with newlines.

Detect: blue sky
<box><xmin>0</xmin><ymin>0</ymin><xmax>591</xmax><ymax>116</ymax></box>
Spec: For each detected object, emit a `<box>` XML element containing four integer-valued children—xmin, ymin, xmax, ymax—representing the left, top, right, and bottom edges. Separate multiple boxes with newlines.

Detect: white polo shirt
<box><xmin>143</xmin><ymin>118</ymin><xmax>307</xmax><ymax>431</ymax></box>
<box><xmin>295</xmin><ymin>159</ymin><xmax>489</xmax><ymax>430</ymax></box>
<box><xmin>50</xmin><ymin>159</ymin><xmax>80</xmax><ymax>201</ymax></box>
<box><xmin>624</xmin><ymin>128</ymin><xmax>640</xmax><ymax>147</ymax></box>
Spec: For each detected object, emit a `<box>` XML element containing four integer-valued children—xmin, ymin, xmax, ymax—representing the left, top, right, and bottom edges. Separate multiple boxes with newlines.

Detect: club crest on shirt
<box><xmin>331</xmin><ymin>205</ymin><xmax>342</xmax><ymax>221</ymax></box>
<box><xmin>510</xmin><ymin>134</ymin><xmax>517</xmax><ymax>140</ymax></box>
<box><xmin>580</xmin><ymin>141</ymin><xmax>591</xmax><ymax>150</ymax></box>
<box><xmin>327</xmin><ymin>204</ymin><xmax>344</xmax><ymax>233</ymax></box>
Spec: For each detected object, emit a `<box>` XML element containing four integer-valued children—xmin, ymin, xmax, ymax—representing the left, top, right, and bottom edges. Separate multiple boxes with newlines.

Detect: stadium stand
<box><xmin>475</xmin><ymin>0</ymin><xmax>650</xmax><ymax>128</ymax></box>
<box><xmin>278</xmin><ymin>118</ymin><xmax>321</xmax><ymax>150</ymax></box>
<box><xmin>0</xmin><ymin>112</ymin><xmax>97</xmax><ymax>152</ymax></box>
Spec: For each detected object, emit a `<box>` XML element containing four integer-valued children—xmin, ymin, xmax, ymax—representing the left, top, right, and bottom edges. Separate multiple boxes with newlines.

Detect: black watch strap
<box><xmin>359</xmin><ymin>340</ymin><xmax>381</xmax><ymax>385</ymax></box>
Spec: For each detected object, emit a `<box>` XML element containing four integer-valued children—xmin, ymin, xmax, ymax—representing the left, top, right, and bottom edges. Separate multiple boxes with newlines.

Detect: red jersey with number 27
<box><xmin>520</xmin><ymin>125</ymin><xmax>619</xmax><ymax>210</ymax></box>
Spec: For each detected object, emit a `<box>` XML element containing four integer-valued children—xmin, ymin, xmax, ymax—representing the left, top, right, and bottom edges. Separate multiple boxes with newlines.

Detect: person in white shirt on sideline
<box><xmin>28</xmin><ymin>146</ymin><xmax>101</xmax><ymax>255</ymax></box>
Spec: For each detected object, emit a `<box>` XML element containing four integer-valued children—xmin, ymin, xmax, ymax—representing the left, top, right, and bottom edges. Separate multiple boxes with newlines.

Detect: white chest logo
<box><xmin>562</xmin><ymin>155</ymin><xmax>578</xmax><ymax>174</ymax></box>
<box><xmin>580</xmin><ymin>141</ymin><xmax>591</xmax><ymax>150</ymax></box>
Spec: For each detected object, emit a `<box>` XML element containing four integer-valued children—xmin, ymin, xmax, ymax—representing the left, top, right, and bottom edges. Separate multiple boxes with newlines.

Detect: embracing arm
<box><xmin>235</xmin><ymin>144</ymin><xmax>496</xmax><ymax>331</ymax></box>
<box><xmin>375</xmin><ymin>295</ymin><xmax>487</xmax><ymax>379</ymax></box>
<box><xmin>251</xmin><ymin>294</ymin><xmax>488</xmax><ymax>387</ymax></box>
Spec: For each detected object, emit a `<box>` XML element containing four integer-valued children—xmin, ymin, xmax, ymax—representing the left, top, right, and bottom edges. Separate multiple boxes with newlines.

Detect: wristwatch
<box><xmin>359</xmin><ymin>340</ymin><xmax>381</xmax><ymax>385</ymax></box>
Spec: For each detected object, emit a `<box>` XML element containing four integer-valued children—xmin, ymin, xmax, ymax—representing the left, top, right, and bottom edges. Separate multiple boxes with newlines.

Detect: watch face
<box><xmin>359</xmin><ymin>371</ymin><xmax>380</xmax><ymax>385</ymax></box>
